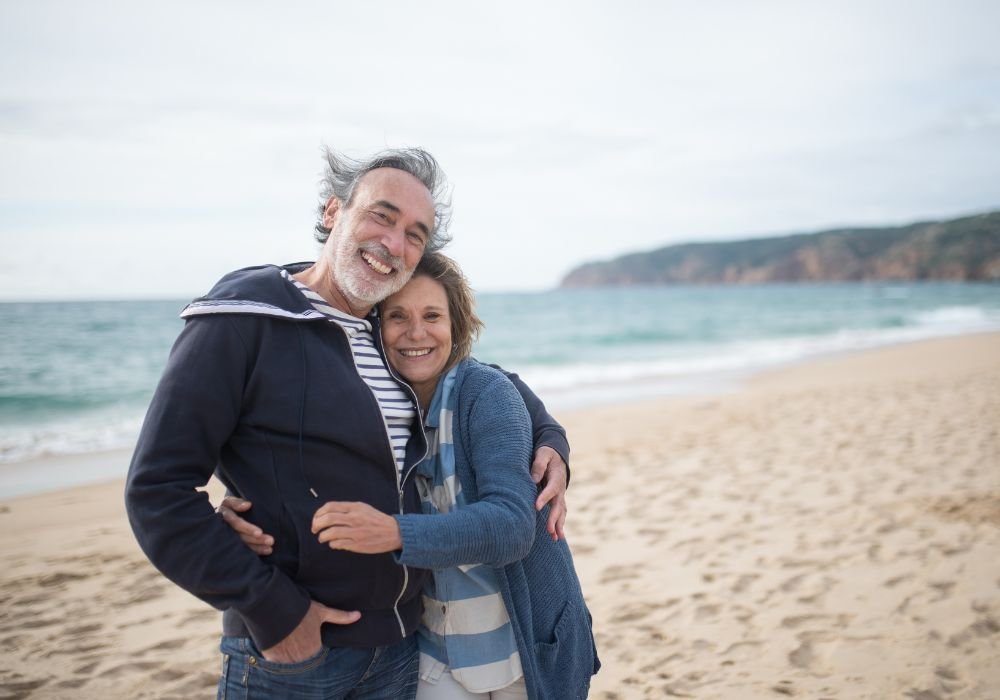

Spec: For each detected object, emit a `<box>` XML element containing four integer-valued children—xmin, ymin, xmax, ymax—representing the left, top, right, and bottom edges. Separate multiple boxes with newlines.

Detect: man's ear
<box><xmin>322</xmin><ymin>196</ymin><xmax>341</xmax><ymax>230</ymax></box>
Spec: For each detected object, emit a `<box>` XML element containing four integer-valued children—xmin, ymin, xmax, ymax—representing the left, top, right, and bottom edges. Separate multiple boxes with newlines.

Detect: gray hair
<box><xmin>314</xmin><ymin>146</ymin><xmax>452</xmax><ymax>252</ymax></box>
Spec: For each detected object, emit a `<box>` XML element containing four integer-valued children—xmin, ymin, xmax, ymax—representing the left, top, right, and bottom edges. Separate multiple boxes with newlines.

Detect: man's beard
<box><xmin>329</xmin><ymin>224</ymin><xmax>410</xmax><ymax>310</ymax></box>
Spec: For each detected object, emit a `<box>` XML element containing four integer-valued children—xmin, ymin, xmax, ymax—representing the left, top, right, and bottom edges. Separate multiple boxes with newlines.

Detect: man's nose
<box><xmin>382</xmin><ymin>227</ymin><xmax>406</xmax><ymax>258</ymax></box>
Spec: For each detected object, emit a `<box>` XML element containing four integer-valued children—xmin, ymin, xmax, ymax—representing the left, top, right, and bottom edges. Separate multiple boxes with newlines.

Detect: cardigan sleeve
<box><xmin>394</xmin><ymin>370</ymin><xmax>537</xmax><ymax>569</ymax></box>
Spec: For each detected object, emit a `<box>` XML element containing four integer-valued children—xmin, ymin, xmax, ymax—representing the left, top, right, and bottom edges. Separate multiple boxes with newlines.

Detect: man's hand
<box><xmin>261</xmin><ymin>600</ymin><xmax>361</xmax><ymax>664</ymax></box>
<box><xmin>530</xmin><ymin>446</ymin><xmax>568</xmax><ymax>542</ymax></box>
<box><xmin>217</xmin><ymin>496</ymin><xmax>274</xmax><ymax>556</ymax></box>
<box><xmin>312</xmin><ymin>502</ymin><xmax>402</xmax><ymax>554</ymax></box>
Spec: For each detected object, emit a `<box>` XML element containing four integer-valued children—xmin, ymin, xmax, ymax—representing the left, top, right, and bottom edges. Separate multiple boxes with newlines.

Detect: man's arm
<box><xmin>125</xmin><ymin>316</ymin><xmax>313</xmax><ymax>651</ymax></box>
<box><xmin>487</xmin><ymin>363</ymin><xmax>570</xmax><ymax>540</ymax></box>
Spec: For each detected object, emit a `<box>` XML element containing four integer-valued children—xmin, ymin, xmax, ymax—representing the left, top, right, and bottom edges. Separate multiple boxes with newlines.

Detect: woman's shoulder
<box><xmin>455</xmin><ymin>359</ymin><xmax>517</xmax><ymax>396</ymax></box>
<box><xmin>453</xmin><ymin>359</ymin><xmax>527</xmax><ymax>414</ymax></box>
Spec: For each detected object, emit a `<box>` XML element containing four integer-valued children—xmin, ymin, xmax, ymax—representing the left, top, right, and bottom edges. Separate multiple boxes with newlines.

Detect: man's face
<box><xmin>324</xmin><ymin>168</ymin><xmax>435</xmax><ymax>310</ymax></box>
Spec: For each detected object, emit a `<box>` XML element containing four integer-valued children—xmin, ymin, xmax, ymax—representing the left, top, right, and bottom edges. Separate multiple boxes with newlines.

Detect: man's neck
<box><xmin>293</xmin><ymin>262</ymin><xmax>372</xmax><ymax>318</ymax></box>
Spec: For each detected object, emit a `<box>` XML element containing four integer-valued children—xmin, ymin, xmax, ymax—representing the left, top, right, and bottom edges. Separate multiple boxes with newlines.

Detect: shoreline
<box><xmin>4</xmin><ymin>329</ymin><xmax>998</xmax><ymax>502</ymax></box>
<box><xmin>1</xmin><ymin>332</ymin><xmax>998</xmax><ymax>699</ymax></box>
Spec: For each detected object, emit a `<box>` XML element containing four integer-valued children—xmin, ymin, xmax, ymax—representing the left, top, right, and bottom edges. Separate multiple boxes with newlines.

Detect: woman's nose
<box><xmin>407</xmin><ymin>320</ymin><xmax>426</xmax><ymax>339</ymax></box>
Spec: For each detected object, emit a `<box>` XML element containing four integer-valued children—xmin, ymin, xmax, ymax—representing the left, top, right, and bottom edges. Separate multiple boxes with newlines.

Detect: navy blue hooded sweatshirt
<box><xmin>124</xmin><ymin>263</ymin><xmax>570</xmax><ymax>653</ymax></box>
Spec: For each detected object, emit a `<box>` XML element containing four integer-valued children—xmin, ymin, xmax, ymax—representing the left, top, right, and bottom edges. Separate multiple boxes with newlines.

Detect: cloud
<box><xmin>1</xmin><ymin>0</ymin><xmax>999</xmax><ymax>296</ymax></box>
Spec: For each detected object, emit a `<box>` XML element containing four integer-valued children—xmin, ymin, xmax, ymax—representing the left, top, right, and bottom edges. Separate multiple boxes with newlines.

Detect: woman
<box><xmin>230</xmin><ymin>253</ymin><xmax>598</xmax><ymax>699</ymax></box>
<box><xmin>317</xmin><ymin>252</ymin><xmax>597</xmax><ymax>699</ymax></box>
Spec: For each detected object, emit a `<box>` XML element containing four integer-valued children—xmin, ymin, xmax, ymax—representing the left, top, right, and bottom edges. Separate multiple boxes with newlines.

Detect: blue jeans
<box><xmin>217</xmin><ymin>635</ymin><xmax>418</xmax><ymax>700</ymax></box>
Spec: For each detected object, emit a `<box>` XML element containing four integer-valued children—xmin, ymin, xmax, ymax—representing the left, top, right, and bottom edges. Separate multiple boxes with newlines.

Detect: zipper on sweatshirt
<box><xmin>373</xmin><ymin>319</ymin><xmax>431</xmax><ymax>638</ymax></box>
<box><xmin>283</xmin><ymin>282</ymin><xmax>425</xmax><ymax>640</ymax></box>
<box><xmin>324</xmin><ymin>318</ymin><xmax>431</xmax><ymax>639</ymax></box>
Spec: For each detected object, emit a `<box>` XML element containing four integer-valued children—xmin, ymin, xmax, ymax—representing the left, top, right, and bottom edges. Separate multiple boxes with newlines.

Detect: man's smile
<box><xmin>360</xmin><ymin>250</ymin><xmax>393</xmax><ymax>275</ymax></box>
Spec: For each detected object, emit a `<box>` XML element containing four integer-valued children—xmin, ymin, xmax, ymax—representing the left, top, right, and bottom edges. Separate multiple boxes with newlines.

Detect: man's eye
<box><xmin>407</xmin><ymin>231</ymin><xmax>426</xmax><ymax>246</ymax></box>
<box><xmin>372</xmin><ymin>211</ymin><xmax>390</xmax><ymax>222</ymax></box>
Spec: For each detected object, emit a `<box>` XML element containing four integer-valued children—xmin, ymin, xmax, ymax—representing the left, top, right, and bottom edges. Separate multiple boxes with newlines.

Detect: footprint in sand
<box><xmin>98</xmin><ymin>660</ymin><xmax>163</xmax><ymax>678</ymax></box>
<box><xmin>38</xmin><ymin>571</ymin><xmax>89</xmax><ymax>588</ymax></box>
<box><xmin>134</xmin><ymin>637</ymin><xmax>188</xmax><ymax>656</ymax></box>
<box><xmin>609</xmin><ymin>602</ymin><xmax>659</xmax><ymax>624</ymax></box>
<box><xmin>179</xmin><ymin>608</ymin><xmax>218</xmax><ymax>627</ymax></box>
<box><xmin>0</xmin><ymin>678</ymin><xmax>49</xmax><ymax>698</ymax></box>
<box><xmin>150</xmin><ymin>667</ymin><xmax>188</xmax><ymax>682</ymax></box>
<box><xmin>931</xmin><ymin>664</ymin><xmax>966</xmax><ymax>695</ymax></box>
<box><xmin>884</xmin><ymin>573</ymin><xmax>915</xmax><ymax>588</ymax></box>
<box><xmin>42</xmin><ymin>642</ymin><xmax>110</xmax><ymax>658</ymax></box>
<box><xmin>720</xmin><ymin>640</ymin><xmax>764</xmax><ymax>661</ymax></box>
<box><xmin>694</xmin><ymin>603</ymin><xmax>721</xmax><ymax>621</ymax></box>
<box><xmin>947</xmin><ymin>613</ymin><xmax>1000</xmax><ymax>649</ymax></box>
<box><xmin>928</xmin><ymin>580</ymin><xmax>956</xmax><ymax>601</ymax></box>
<box><xmin>598</xmin><ymin>564</ymin><xmax>640</xmax><ymax>585</ymax></box>
<box><xmin>730</xmin><ymin>573</ymin><xmax>760</xmax><ymax>594</ymax></box>
<box><xmin>780</xmin><ymin>613</ymin><xmax>853</xmax><ymax>630</ymax></box>
<box><xmin>119</xmin><ymin>582</ymin><xmax>169</xmax><ymax>606</ymax></box>
<box><xmin>771</xmin><ymin>679</ymin><xmax>797</xmax><ymax>696</ymax></box>
<box><xmin>65</xmin><ymin>623</ymin><xmax>103</xmax><ymax>636</ymax></box>
<box><xmin>905</xmin><ymin>690</ymin><xmax>945</xmax><ymax>700</ymax></box>
<box><xmin>165</xmin><ymin>670</ymin><xmax>218</xmax><ymax>695</ymax></box>
<box><xmin>788</xmin><ymin>631</ymin><xmax>836</xmax><ymax>676</ymax></box>
<box><xmin>17</xmin><ymin>615</ymin><xmax>63</xmax><ymax>630</ymax></box>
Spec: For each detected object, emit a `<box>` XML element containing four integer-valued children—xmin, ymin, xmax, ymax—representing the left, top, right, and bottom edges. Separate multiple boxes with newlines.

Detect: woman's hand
<box><xmin>312</xmin><ymin>502</ymin><xmax>402</xmax><ymax>554</ymax></box>
<box><xmin>217</xmin><ymin>496</ymin><xmax>275</xmax><ymax>555</ymax></box>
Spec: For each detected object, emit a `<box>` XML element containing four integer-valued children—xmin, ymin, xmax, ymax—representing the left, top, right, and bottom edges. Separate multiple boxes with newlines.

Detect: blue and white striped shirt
<box><xmin>283</xmin><ymin>271</ymin><xmax>414</xmax><ymax>473</ymax></box>
<box><xmin>415</xmin><ymin>366</ymin><xmax>523</xmax><ymax>692</ymax></box>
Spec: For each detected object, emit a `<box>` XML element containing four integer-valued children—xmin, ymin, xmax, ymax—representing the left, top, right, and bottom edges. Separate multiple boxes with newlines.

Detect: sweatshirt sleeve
<box><xmin>394</xmin><ymin>372</ymin><xmax>537</xmax><ymax>569</ymax></box>
<box><xmin>483</xmin><ymin>362</ymin><xmax>571</xmax><ymax>483</ymax></box>
<box><xmin>124</xmin><ymin>316</ymin><xmax>310</xmax><ymax>650</ymax></box>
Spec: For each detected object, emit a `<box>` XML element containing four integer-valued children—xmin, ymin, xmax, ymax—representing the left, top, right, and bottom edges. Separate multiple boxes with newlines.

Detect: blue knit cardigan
<box><xmin>394</xmin><ymin>360</ymin><xmax>599</xmax><ymax>700</ymax></box>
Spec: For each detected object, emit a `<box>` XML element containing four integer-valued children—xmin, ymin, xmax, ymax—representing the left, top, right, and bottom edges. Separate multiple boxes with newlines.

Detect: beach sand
<box><xmin>1</xmin><ymin>333</ymin><xmax>998</xmax><ymax>699</ymax></box>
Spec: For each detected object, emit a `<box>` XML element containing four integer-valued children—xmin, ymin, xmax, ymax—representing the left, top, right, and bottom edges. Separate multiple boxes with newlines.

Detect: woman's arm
<box><xmin>313</xmin><ymin>370</ymin><xmax>538</xmax><ymax>569</ymax></box>
<box><xmin>398</xmin><ymin>370</ymin><xmax>537</xmax><ymax>568</ymax></box>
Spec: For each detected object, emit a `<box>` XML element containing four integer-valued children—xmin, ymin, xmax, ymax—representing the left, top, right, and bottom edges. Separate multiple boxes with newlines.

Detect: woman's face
<box><xmin>381</xmin><ymin>274</ymin><xmax>453</xmax><ymax>398</ymax></box>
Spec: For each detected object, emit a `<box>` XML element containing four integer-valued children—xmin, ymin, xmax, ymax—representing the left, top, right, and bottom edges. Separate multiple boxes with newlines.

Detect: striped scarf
<box><xmin>415</xmin><ymin>366</ymin><xmax>524</xmax><ymax>692</ymax></box>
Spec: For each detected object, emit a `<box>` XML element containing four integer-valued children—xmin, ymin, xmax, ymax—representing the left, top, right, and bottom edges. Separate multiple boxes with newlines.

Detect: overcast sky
<box><xmin>2</xmin><ymin>0</ymin><xmax>998</xmax><ymax>300</ymax></box>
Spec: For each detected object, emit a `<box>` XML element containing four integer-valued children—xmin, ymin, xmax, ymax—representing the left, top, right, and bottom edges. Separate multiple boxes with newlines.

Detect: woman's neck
<box><xmin>413</xmin><ymin>380</ymin><xmax>437</xmax><ymax>416</ymax></box>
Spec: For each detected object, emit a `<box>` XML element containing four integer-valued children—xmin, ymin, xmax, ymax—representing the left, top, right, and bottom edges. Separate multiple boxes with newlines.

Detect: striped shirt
<box><xmin>282</xmin><ymin>271</ymin><xmax>414</xmax><ymax>473</ymax></box>
<box><xmin>415</xmin><ymin>366</ymin><xmax>523</xmax><ymax>692</ymax></box>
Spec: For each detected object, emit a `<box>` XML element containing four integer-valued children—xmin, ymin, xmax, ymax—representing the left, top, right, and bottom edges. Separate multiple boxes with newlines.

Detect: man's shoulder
<box><xmin>181</xmin><ymin>263</ymin><xmax>317</xmax><ymax>319</ymax></box>
<box><xmin>204</xmin><ymin>263</ymin><xmax>311</xmax><ymax>298</ymax></box>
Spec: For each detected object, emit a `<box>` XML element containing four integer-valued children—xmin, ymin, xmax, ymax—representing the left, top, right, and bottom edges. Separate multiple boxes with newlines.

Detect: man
<box><xmin>125</xmin><ymin>147</ymin><xmax>569</xmax><ymax>699</ymax></box>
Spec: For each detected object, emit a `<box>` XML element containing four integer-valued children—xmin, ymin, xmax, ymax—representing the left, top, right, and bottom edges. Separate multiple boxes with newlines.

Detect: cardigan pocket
<box><xmin>533</xmin><ymin>597</ymin><xmax>574</xmax><ymax>673</ymax></box>
<box><xmin>533</xmin><ymin>596</ymin><xmax>597</xmax><ymax>696</ymax></box>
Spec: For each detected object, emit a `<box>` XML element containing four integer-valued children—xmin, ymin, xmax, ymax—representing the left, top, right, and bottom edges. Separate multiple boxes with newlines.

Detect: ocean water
<box><xmin>2</xmin><ymin>283</ymin><xmax>999</xmax><ymax>495</ymax></box>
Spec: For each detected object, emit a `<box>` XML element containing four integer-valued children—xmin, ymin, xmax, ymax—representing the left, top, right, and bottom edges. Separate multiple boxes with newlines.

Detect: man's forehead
<box><xmin>353</xmin><ymin>168</ymin><xmax>435</xmax><ymax>234</ymax></box>
<box><xmin>356</xmin><ymin>168</ymin><xmax>433</xmax><ymax>206</ymax></box>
